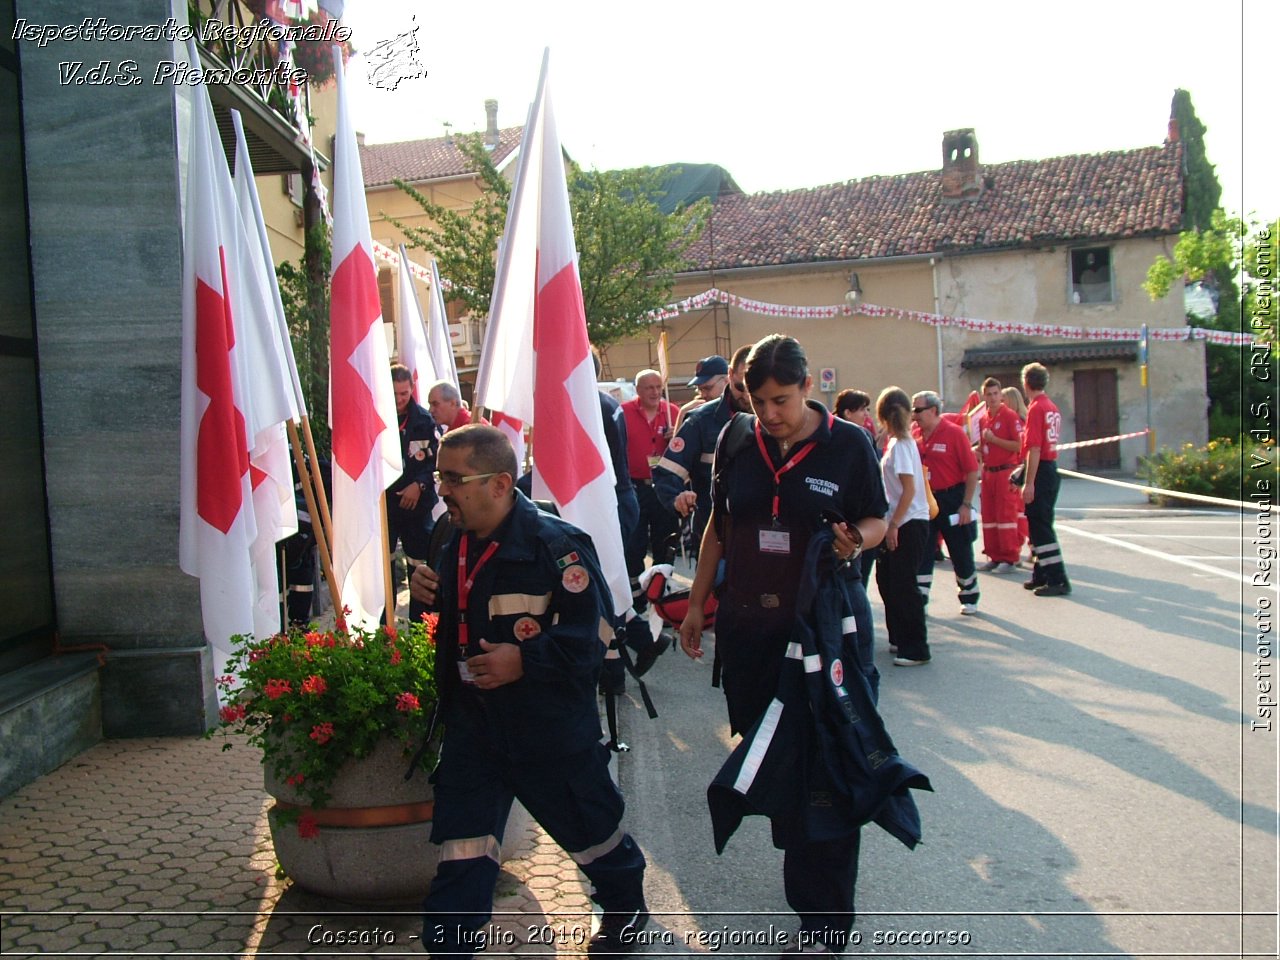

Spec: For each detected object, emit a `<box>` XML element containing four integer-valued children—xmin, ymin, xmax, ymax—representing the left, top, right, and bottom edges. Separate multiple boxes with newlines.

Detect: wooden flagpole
<box><xmin>286</xmin><ymin>420</ymin><xmax>341</xmax><ymax>616</ymax></box>
<box><xmin>380</xmin><ymin>492</ymin><xmax>395</xmax><ymax>630</ymax></box>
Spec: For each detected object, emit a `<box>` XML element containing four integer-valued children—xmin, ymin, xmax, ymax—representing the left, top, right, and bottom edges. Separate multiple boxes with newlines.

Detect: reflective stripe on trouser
<box><xmin>917</xmin><ymin>484</ymin><xmax>980</xmax><ymax>609</ymax></box>
<box><xmin>1025</xmin><ymin>460</ymin><xmax>1068</xmax><ymax>586</ymax></box>
<box><xmin>423</xmin><ymin>740</ymin><xmax>644</xmax><ymax>957</ymax></box>
<box><xmin>980</xmin><ymin>470</ymin><xmax>1025</xmax><ymax>563</ymax></box>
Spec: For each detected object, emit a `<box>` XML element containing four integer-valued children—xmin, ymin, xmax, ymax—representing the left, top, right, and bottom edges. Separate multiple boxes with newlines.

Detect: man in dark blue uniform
<box><xmin>410</xmin><ymin>425</ymin><xmax>649</xmax><ymax>957</ymax></box>
<box><xmin>389</xmin><ymin>364</ymin><xmax>439</xmax><ymax>579</ymax></box>
<box><xmin>653</xmin><ymin>346</ymin><xmax>752</xmax><ymax>563</ymax></box>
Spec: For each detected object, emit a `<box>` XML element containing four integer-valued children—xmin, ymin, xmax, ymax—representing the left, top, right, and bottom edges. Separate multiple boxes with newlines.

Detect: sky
<box><xmin>341</xmin><ymin>0</ymin><xmax>1275</xmax><ymax>223</ymax></box>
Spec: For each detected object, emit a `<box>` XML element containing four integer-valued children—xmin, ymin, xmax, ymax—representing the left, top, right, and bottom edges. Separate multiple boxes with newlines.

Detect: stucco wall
<box><xmin>936</xmin><ymin>237</ymin><xmax>1206</xmax><ymax>468</ymax></box>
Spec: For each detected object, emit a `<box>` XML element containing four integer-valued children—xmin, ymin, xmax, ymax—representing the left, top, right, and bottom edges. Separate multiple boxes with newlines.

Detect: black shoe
<box><xmin>1022</xmin><ymin>579</ymin><xmax>1043</xmax><ymax>591</ymax></box>
<box><xmin>632</xmin><ymin>634</ymin><xmax>670</xmax><ymax>678</ymax></box>
<box><xmin>588</xmin><ymin>909</ymin><xmax>650</xmax><ymax>956</ymax></box>
<box><xmin>1034</xmin><ymin>582</ymin><xmax>1071</xmax><ymax>597</ymax></box>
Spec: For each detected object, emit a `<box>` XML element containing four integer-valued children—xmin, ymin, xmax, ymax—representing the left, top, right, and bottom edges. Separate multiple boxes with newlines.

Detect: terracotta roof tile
<box><xmin>686</xmin><ymin>141</ymin><xmax>1184</xmax><ymax>271</ymax></box>
<box><xmin>360</xmin><ymin>126</ymin><xmax>523</xmax><ymax>188</ymax></box>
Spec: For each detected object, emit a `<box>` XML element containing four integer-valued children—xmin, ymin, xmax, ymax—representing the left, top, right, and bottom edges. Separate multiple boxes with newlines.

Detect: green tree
<box><xmin>1144</xmin><ymin>212</ymin><xmax>1277</xmax><ymax>438</ymax></box>
<box><xmin>1171</xmin><ymin>88</ymin><xmax>1221</xmax><ymax>232</ymax></box>
<box><xmin>390</xmin><ymin>137</ymin><xmax>511</xmax><ymax>320</ymax></box>
<box><xmin>386</xmin><ymin>136</ymin><xmax>708</xmax><ymax>347</ymax></box>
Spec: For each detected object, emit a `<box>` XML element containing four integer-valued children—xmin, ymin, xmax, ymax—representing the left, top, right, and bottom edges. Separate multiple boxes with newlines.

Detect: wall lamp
<box><xmin>845</xmin><ymin>272</ymin><xmax>863</xmax><ymax>305</ymax></box>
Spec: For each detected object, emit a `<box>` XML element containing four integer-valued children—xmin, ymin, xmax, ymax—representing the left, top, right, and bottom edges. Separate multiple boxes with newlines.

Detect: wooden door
<box><xmin>1072</xmin><ymin>368</ymin><xmax>1120</xmax><ymax>470</ymax></box>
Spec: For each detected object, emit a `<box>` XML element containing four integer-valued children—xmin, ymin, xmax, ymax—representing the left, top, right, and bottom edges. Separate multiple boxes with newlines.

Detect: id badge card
<box><xmin>457</xmin><ymin>659</ymin><xmax>476</xmax><ymax>685</ymax></box>
<box><xmin>758</xmin><ymin>525</ymin><xmax>792</xmax><ymax>555</ymax></box>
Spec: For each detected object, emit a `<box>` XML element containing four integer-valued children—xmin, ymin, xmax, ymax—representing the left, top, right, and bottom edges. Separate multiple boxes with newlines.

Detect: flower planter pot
<box><xmin>265</xmin><ymin>737</ymin><xmax>438</xmax><ymax>905</ymax></box>
<box><xmin>264</xmin><ymin>737</ymin><xmax>533</xmax><ymax>905</ymax></box>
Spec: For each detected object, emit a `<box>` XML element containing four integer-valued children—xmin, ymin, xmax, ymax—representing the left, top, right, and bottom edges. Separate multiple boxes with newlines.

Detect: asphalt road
<box><xmin>610</xmin><ymin>476</ymin><xmax>1275</xmax><ymax>959</ymax></box>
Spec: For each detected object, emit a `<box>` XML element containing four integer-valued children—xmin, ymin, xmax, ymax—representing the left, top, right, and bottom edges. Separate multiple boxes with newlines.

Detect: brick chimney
<box><xmin>941</xmin><ymin>128</ymin><xmax>982</xmax><ymax>202</ymax></box>
<box><xmin>484</xmin><ymin>99</ymin><xmax>499</xmax><ymax>149</ymax></box>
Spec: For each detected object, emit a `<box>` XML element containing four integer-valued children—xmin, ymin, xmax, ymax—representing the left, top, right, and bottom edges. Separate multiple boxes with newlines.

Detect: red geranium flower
<box><xmin>264</xmin><ymin>678</ymin><xmax>292</xmax><ymax>700</ymax></box>
<box><xmin>286</xmin><ymin>772</ymin><xmax>305</xmax><ymax>787</ymax></box>
<box><xmin>309</xmin><ymin>722</ymin><xmax>334</xmax><ymax>745</ymax></box>
<box><xmin>301</xmin><ymin>675</ymin><xmax>327</xmax><ymax>696</ymax></box>
<box><xmin>297</xmin><ymin>813</ymin><xmax>319</xmax><ymax>839</ymax></box>
<box><xmin>396</xmin><ymin>692</ymin><xmax>420</xmax><ymax>713</ymax></box>
<box><xmin>218</xmin><ymin>703</ymin><xmax>246</xmax><ymax>723</ymax></box>
<box><xmin>390</xmin><ymin>647</ymin><xmax>402</xmax><ymax>666</ymax></box>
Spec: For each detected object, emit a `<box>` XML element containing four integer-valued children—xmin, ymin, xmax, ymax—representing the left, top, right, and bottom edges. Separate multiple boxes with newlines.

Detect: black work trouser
<box><xmin>1026</xmin><ymin>460</ymin><xmax>1069</xmax><ymax>586</ymax></box>
<box><xmin>876</xmin><ymin>518</ymin><xmax>931</xmax><ymax>661</ymax></box>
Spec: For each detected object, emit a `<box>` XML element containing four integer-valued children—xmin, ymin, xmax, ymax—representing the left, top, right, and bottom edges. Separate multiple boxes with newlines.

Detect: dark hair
<box><xmin>744</xmin><ymin>334</ymin><xmax>808</xmax><ymax>392</ymax></box>
<box><xmin>1021</xmin><ymin>362</ymin><xmax>1049</xmax><ymax>391</ymax></box>
<box><xmin>390</xmin><ymin>363</ymin><xmax>412</xmax><ymax>383</ymax></box>
<box><xmin>834</xmin><ymin>389</ymin><xmax>871</xmax><ymax>417</ymax></box>
<box><xmin>729</xmin><ymin>344</ymin><xmax>752</xmax><ymax>371</ymax></box>
<box><xmin>981</xmin><ymin>376</ymin><xmax>1002</xmax><ymax>392</ymax></box>
<box><xmin>439</xmin><ymin>424</ymin><xmax>518</xmax><ymax>479</ymax></box>
<box><xmin>876</xmin><ymin>386</ymin><xmax>913</xmax><ymax>437</ymax></box>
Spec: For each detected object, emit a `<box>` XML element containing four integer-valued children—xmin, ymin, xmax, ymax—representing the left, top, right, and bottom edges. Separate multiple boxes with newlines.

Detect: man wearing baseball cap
<box><xmin>674</xmin><ymin>355</ymin><xmax>729</xmax><ymax>434</ymax></box>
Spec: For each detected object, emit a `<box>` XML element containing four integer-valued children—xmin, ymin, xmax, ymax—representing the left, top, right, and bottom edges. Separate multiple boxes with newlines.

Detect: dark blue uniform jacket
<box><xmin>653</xmin><ymin>393</ymin><xmax>734</xmax><ymax>514</ymax></box>
<box><xmin>708</xmin><ymin>529</ymin><xmax>932</xmax><ymax>853</ymax></box>
<box><xmin>433</xmin><ymin>492</ymin><xmax>614</xmax><ymax>761</ymax></box>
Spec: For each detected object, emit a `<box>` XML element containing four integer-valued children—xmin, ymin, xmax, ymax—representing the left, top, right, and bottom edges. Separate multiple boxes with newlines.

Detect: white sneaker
<box><xmin>960</xmin><ymin>603</ymin><xmax>978</xmax><ymax>615</ymax></box>
<box><xmin>993</xmin><ymin>562</ymin><xmax>1017</xmax><ymax>574</ymax></box>
<box><xmin>892</xmin><ymin>656</ymin><xmax>931</xmax><ymax>667</ymax></box>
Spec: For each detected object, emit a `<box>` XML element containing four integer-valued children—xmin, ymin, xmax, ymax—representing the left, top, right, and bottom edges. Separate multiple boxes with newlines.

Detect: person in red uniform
<box><xmin>428</xmin><ymin>380</ymin><xmax>488</xmax><ymax>433</ymax></box>
<box><xmin>976</xmin><ymin>377</ymin><xmax>1025</xmax><ymax>573</ymax></box>
<box><xmin>621</xmin><ymin>368</ymin><xmax>682</xmax><ymax>609</ymax></box>
<box><xmin>1019</xmin><ymin>363</ymin><xmax>1071</xmax><ymax>596</ymax></box>
<box><xmin>911</xmin><ymin>391</ymin><xmax>980</xmax><ymax>614</ymax></box>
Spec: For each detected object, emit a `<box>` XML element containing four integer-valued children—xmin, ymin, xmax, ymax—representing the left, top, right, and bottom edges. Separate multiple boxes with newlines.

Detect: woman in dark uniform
<box><xmin>678</xmin><ymin>334</ymin><xmax>888</xmax><ymax>952</ymax></box>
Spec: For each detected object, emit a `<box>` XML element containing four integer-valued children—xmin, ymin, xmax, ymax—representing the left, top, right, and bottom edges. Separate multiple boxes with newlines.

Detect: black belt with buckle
<box><xmin>632</xmin><ymin>477</ymin><xmax>652</xmax><ymax>486</ymax></box>
<box><xmin>984</xmin><ymin>463</ymin><xmax>1016</xmax><ymax>472</ymax></box>
<box><xmin>759</xmin><ymin>594</ymin><xmax>780</xmax><ymax>608</ymax></box>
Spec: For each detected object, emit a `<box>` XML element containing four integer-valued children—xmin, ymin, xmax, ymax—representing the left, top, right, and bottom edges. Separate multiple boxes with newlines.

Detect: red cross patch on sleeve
<box><xmin>561</xmin><ymin>564</ymin><xmax>590</xmax><ymax>593</ymax></box>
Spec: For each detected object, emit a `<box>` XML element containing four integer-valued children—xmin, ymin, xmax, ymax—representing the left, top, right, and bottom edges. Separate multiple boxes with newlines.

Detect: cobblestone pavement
<box><xmin>0</xmin><ymin>734</ymin><xmax>594</xmax><ymax>957</ymax></box>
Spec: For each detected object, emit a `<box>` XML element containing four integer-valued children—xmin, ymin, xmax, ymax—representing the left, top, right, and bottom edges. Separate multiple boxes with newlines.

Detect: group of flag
<box><xmin>179</xmin><ymin>44</ymin><xmax>632</xmax><ymax>685</ymax></box>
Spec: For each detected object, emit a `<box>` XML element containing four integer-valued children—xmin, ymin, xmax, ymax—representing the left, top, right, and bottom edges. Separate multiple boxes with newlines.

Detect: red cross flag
<box><xmin>178</xmin><ymin>71</ymin><xmax>257</xmax><ymax>676</ymax></box>
<box><xmin>394</xmin><ymin>244</ymin><xmax>437</xmax><ymax>401</ymax></box>
<box><xmin>329</xmin><ymin>48</ymin><xmax>402</xmax><ymax>630</ymax></box>
<box><xmin>473</xmin><ymin>50</ymin><xmax>629</xmax><ymax>618</ymax></box>
<box><xmin>426</xmin><ymin>258</ymin><xmax>460</xmax><ymax>395</ymax></box>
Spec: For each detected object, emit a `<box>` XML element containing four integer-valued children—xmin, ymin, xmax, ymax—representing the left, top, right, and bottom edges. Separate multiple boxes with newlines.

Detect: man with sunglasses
<box><xmin>410</xmin><ymin>425</ymin><xmax>649</xmax><ymax>956</ymax></box>
<box><xmin>911</xmin><ymin>391</ymin><xmax>981</xmax><ymax>616</ymax></box>
<box><xmin>653</xmin><ymin>345</ymin><xmax>753</xmax><ymax>566</ymax></box>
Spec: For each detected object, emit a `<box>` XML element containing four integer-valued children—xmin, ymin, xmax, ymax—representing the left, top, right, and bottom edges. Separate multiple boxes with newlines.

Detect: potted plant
<box><xmin>213</xmin><ymin>612</ymin><xmax>440</xmax><ymax>903</ymax></box>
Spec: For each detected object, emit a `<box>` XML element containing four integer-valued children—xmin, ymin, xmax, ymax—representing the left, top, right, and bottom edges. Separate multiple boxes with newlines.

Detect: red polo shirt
<box><xmin>621</xmin><ymin>397</ymin><xmax>680</xmax><ymax>480</ymax></box>
<box><xmin>1022</xmin><ymin>394</ymin><xmax>1061</xmax><ymax>462</ymax></box>
<box><xmin>917</xmin><ymin>416</ymin><xmax>978</xmax><ymax>490</ymax></box>
<box><xmin>980</xmin><ymin>404</ymin><xmax>1024</xmax><ymax>468</ymax></box>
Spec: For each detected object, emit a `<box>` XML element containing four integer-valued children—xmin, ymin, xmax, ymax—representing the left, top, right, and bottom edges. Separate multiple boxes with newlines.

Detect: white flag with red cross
<box><xmin>231</xmin><ymin>110</ymin><xmax>303</xmax><ymax>639</ymax></box>
<box><xmin>474</xmin><ymin>50</ymin><xmax>629</xmax><ymax>618</ymax></box>
<box><xmin>395</xmin><ymin>244</ymin><xmax>437</xmax><ymax>401</ymax></box>
<box><xmin>178</xmin><ymin>77</ymin><xmax>258</xmax><ymax>674</ymax></box>
<box><xmin>329</xmin><ymin>48</ymin><xmax>403</xmax><ymax>630</ymax></box>
<box><xmin>426</xmin><ymin>258</ymin><xmax>461</xmax><ymax>395</ymax></box>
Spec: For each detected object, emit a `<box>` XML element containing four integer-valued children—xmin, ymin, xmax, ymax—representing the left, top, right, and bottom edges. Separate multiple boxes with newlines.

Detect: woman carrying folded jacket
<box><xmin>678</xmin><ymin>334</ymin><xmax>888</xmax><ymax>953</ymax></box>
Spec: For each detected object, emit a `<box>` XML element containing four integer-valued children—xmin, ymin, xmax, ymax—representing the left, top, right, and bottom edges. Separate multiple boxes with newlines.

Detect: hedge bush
<box><xmin>1138</xmin><ymin>437</ymin><xmax>1275</xmax><ymax>504</ymax></box>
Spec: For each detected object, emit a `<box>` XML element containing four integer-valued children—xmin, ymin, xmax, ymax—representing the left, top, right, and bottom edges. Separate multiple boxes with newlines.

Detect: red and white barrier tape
<box><xmin>1056</xmin><ymin>430</ymin><xmax>1149</xmax><ymax>451</ymax></box>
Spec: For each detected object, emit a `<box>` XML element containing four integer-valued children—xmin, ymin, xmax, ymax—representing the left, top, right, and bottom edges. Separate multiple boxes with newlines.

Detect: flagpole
<box><xmin>286</xmin><ymin>420</ymin><xmax>341</xmax><ymax>615</ymax></box>
<box><xmin>380</xmin><ymin>492</ymin><xmax>395</xmax><ymax>629</ymax></box>
<box><xmin>299</xmin><ymin>415</ymin><xmax>334</xmax><ymax>545</ymax></box>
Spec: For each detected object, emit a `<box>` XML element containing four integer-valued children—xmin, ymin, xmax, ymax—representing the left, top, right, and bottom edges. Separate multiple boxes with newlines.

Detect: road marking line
<box><xmin>1113</xmin><ymin>534</ymin><xmax>1242</xmax><ymax>540</ymax></box>
<box><xmin>1057</xmin><ymin>523</ymin><xmax>1251</xmax><ymax>585</ymax></box>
